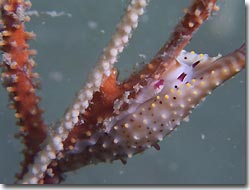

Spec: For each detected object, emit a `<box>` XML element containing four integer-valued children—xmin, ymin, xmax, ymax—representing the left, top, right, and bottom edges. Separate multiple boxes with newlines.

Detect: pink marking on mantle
<box><xmin>153</xmin><ymin>79</ymin><xmax>164</xmax><ymax>89</ymax></box>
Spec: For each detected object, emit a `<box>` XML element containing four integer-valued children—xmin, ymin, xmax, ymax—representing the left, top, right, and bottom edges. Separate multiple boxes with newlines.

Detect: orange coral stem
<box><xmin>124</xmin><ymin>0</ymin><xmax>217</xmax><ymax>88</ymax></box>
<box><xmin>0</xmin><ymin>0</ymin><xmax>47</xmax><ymax>180</ymax></box>
<box><xmin>100</xmin><ymin>69</ymin><xmax>123</xmax><ymax>103</ymax></box>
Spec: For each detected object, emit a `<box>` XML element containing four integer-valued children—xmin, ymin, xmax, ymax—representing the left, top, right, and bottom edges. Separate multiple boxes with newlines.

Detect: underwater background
<box><xmin>0</xmin><ymin>0</ymin><xmax>245</xmax><ymax>184</ymax></box>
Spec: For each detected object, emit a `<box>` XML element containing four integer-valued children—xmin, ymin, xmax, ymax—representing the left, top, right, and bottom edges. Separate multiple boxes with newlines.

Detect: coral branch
<box><xmin>19</xmin><ymin>0</ymin><xmax>149</xmax><ymax>184</ymax></box>
<box><xmin>125</xmin><ymin>0</ymin><xmax>218</xmax><ymax>87</ymax></box>
<box><xmin>0</xmin><ymin>0</ymin><xmax>47</xmax><ymax>180</ymax></box>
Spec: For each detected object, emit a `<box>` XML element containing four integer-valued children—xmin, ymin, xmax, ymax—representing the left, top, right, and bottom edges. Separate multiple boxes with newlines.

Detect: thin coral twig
<box><xmin>0</xmin><ymin>0</ymin><xmax>47</xmax><ymax>180</ymax></box>
<box><xmin>124</xmin><ymin>0</ymin><xmax>218</xmax><ymax>88</ymax></box>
